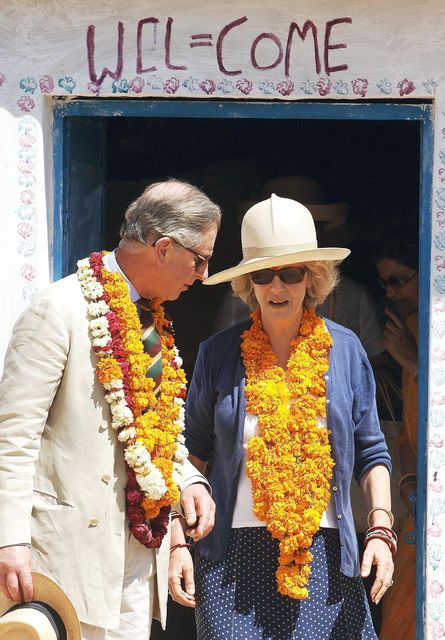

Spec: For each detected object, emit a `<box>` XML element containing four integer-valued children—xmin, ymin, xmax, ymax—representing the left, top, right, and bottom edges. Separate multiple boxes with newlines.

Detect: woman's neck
<box><xmin>262</xmin><ymin>310</ymin><xmax>303</xmax><ymax>369</ymax></box>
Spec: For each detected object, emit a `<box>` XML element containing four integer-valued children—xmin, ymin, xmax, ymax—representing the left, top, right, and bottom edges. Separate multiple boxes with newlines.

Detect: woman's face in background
<box><xmin>376</xmin><ymin>258</ymin><xmax>419</xmax><ymax>318</ymax></box>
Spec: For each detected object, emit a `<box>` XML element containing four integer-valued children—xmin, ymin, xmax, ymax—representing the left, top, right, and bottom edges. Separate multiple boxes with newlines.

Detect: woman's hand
<box><xmin>168</xmin><ymin>546</ymin><xmax>196</xmax><ymax>608</ymax></box>
<box><xmin>383</xmin><ymin>309</ymin><xmax>418</xmax><ymax>374</ymax></box>
<box><xmin>360</xmin><ymin>538</ymin><xmax>394</xmax><ymax>605</ymax></box>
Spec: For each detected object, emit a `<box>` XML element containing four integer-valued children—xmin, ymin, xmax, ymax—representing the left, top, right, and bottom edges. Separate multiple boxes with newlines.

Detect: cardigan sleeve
<box><xmin>352</xmin><ymin>343</ymin><xmax>392</xmax><ymax>482</ymax></box>
<box><xmin>184</xmin><ymin>340</ymin><xmax>217</xmax><ymax>462</ymax></box>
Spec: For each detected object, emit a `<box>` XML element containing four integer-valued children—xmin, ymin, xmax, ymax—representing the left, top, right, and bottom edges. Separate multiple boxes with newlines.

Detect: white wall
<box><xmin>1</xmin><ymin>1</ymin><xmax>445</xmax><ymax>634</ymax></box>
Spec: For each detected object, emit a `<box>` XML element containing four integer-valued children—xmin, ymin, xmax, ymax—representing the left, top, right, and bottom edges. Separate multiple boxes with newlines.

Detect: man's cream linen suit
<box><xmin>0</xmin><ymin>273</ymin><xmax>202</xmax><ymax>630</ymax></box>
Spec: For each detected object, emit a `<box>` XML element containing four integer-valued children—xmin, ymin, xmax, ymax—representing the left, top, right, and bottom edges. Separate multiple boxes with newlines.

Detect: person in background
<box><xmin>170</xmin><ymin>194</ymin><xmax>395</xmax><ymax>640</ymax></box>
<box><xmin>0</xmin><ymin>179</ymin><xmax>219</xmax><ymax>640</ymax></box>
<box><xmin>375</xmin><ymin>227</ymin><xmax>419</xmax><ymax>640</ymax></box>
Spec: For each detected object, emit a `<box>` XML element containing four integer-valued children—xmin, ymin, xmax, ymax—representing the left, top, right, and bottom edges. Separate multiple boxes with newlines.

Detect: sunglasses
<box><xmin>378</xmin><ymin>271</ymin><xmax>417</xmax><ymax>292</ymax></box>
<box><xmin>250</xmin><ymin>267</ymin><xmax>308</xmax><ymax>285</ymax></box>
<box><xmin>152</xmin><ymin>237</ymin><xmax>212</xmax><ymax>271</ymax></box>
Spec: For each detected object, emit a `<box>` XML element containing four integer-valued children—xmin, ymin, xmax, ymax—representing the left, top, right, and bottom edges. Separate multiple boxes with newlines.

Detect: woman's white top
<box><xmin>231</xmin><ymin>412</ymin><xmax>339</xmax><ymax>529</ymax></box>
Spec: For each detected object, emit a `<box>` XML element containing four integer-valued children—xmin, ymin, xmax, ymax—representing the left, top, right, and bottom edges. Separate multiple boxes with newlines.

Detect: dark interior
<box><xmin>104</xmin><ymin>116</ymin><xmax>420</xmax><ymax>382</ymax></box>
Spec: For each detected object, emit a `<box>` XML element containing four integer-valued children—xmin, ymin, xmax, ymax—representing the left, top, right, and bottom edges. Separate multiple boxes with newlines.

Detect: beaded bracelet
<box><xmin>364</xmin><ymin>526</ymin><xmax>397</xmax><ymax>556</ymax></box>
<box><xmin>367</xmin><ymin>507</ymin><xmax>394</xmax><ymax>528</ymax></box>
<box><xmin>364</xmin><ymin>532</ymin><xmax>397</xmax><ymax>556</ymax></box>
<box><xmin>366</xmin><ymin>526</ymin><xmax>398</xmax><ymax>544</ymax></box>
<box><xmin>170</xmin><ymin>543</ymin><xmax>192</xmax><ymax>554</ymax></box>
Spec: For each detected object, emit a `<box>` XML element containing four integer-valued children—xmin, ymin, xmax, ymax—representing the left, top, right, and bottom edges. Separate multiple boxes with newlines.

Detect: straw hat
<box><xmin>261</xmin><ymin>175</ymin><xmax>348</xmax><ymax>231</ymax></box>
<box><xmin>204</xmin><ymin>194</ymin><xmax>350</xmax><ymax>285</ymax></box>
<box><xmin>0</xmin><ymin>573</ymin><xmax>81</xmax><ymax>640</ymax></box>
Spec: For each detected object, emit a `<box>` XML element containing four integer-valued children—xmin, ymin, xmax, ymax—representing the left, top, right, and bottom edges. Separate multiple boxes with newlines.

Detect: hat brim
<box><xmin>204</xmin><ymin>247</ymin><xmax>350</xmax><ymax>285</ymax></box>
<box><xmin>0</xmin><ymin>573</ymin><xmax>81</xmax><ymax>640</ymax></box>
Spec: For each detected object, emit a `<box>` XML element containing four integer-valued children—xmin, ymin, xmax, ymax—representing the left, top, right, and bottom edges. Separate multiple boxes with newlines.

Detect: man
<box><xmin>0</xmin><ymin>179</ymin><xmax>221</xmax><ymax>639</ymax></box>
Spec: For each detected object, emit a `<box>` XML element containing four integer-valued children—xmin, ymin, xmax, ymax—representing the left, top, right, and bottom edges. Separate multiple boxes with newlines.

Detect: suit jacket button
<box><xmin>89</xmin><ymin>518</ymin><xmax>99</xmax><ymax>527</ymax></box>
<box><xmin>101</xmin><ymin>474</ymin><xmax>111</xmax><ymax>484</ymax></box>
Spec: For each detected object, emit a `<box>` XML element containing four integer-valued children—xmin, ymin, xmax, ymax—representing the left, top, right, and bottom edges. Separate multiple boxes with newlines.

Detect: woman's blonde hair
<box><xmin>231</xmin><ymin>261</ymin><xmax>340</xmax><ymax>310</ymax></box>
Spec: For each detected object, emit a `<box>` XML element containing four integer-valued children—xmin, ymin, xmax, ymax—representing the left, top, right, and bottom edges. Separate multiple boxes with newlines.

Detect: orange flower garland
<box><xmin>241</xmin><ymin>308</ymin><xmax>335</xmax><ymax>599</ymax></box>
<box><xmin>77</xmin><ymin>252</ymin><xmax>188</xmax><ymax>547</ymax></box>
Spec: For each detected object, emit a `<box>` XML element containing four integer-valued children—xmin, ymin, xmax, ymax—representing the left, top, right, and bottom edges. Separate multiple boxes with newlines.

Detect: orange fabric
<box><xmin>379</xmin><ymin>513</ymin><xmax>416</xmax><ymax>640</ymax></box>
<box><xmin>380</xmin><ymin>312</ymin><xmax>417</xmax><ymax>640</ymax></box>
<box><xmin>396</xmin><ymin>313</ymin><xmax>418</xmax><ymax>452</ymax></box>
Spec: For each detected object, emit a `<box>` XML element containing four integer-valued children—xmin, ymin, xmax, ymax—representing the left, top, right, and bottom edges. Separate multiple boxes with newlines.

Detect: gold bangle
<box><xmin>367</xmin><ymin>507</ymin><xmax>394</xmax><ymax>528</ymax></box>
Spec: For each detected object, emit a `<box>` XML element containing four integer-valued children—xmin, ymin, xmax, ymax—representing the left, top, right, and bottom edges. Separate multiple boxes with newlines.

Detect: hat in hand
<box><xmin>0</xmin><ymin>572</ymin><xmax>81</xmax><ymax>640</ymax></box>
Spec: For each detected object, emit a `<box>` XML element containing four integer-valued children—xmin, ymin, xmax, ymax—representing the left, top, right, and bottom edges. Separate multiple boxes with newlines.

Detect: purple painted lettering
<box><xmin>137</xmin><ymin>18</ymin><xmax>159</xmax><ymax>73</ymax></box>
<box><xmin>250</xmin><ymin>33</ymin><xmax>283</xmax><ymax>71</ymax></box>
<box><xmin>285</xmin><ymin>21</ymin><xmax>320</xmax><ymax>77</ymax></box>
<box><xmin>165</xmin><ymin>17</ymin><xmax>187</xmax><ymax>70</ymax></box>
<box><xmin>324</xmin><ymin>17</ymin><xmax>352</xmax><ymax>75</ymax></box>
<box><xmin>87</xmin><ymin>22</ymin><xmax>124</xmax><ymax>86</ymax></box>
<box><xmin>190</xmin><ymin>33</ymin><xmax>213</xmax><ymax>47</ymax></box>
<box><xmin>216</xmin><ymin>16</ymin><xmax>248</xmax><ymax>76</ymax></box>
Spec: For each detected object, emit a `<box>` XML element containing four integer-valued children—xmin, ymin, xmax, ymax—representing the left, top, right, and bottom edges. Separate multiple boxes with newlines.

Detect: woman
<box><xmin>375</xmin><ymin>229</ymin><xmax>419</xmax><ymax>640</ymax></box>
<box><xmin>170</xmin><ymin>195</ymin><xmax>395</xmax><ymax>639</ymax></box>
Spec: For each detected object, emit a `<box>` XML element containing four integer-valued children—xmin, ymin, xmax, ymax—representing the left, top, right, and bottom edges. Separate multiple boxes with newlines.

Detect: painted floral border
<box><xmin>0</xmin><ymin>71</ymin><xmax>438</xmax><ymax>111</ymax></box>
<box><xmin>16</xmin><ymin>116</ymin><xmax>38</xmax><ymax>303</ymax></box>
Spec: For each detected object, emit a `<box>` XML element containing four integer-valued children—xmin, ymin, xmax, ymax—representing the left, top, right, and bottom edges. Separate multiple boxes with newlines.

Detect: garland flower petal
<box><xmin>77</xmin><ymin>252</ymin><xmax>188</xmax><ymax>548</ymax></box>
<box><xmin>241</xmin><ymin>308</ymin><xmax>334</xmax><ymax>599</ymax></box>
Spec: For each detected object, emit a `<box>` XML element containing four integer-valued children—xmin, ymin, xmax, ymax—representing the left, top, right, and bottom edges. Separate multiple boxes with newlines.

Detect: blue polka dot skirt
<box><xmin>195</xmin><ymin>527</ymin><xmax>377</xmax><ymax>640</ymax></box>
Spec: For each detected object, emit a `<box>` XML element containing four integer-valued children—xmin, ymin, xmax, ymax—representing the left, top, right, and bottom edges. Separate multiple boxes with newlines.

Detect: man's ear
<box><xmin>152</xmin><ymin>237</ymin><xmax>172</xmax><ymax>265</ymax></box>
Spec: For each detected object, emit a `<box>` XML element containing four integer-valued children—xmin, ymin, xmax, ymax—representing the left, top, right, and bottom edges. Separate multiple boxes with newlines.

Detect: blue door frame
<box><xmin>53</xmin><ymin>99</ymin><xmax>433</xmax><ymax>638</ymax></box>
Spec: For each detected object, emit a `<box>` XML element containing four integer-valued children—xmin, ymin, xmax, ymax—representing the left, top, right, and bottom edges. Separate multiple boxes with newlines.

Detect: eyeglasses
<box><xmin>250</xmin><ymin>267</ymin><xmax>308</xmax><ymax>285</ymax></box>
<box><xmin>378</xmin><ymin>271</ymin><xmax>418</xmax><ymax>291</ymax></box>
<box><xmin>152</xmin><ymin>237</ymin><xmax>212</xmax><ymax>270</ymax></box>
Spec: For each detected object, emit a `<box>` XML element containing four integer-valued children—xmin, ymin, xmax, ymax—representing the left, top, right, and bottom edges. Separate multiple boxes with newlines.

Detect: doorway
<box><xmin>53</xmin><ymin>99</ymin><xmax>433</xmax><ymax>638</ymax></box>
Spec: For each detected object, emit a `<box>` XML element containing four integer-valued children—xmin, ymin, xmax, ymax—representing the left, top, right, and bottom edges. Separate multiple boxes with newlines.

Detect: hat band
<box><xmin>243</xmin><ymin>242</ymin><xmax>318</xmax><ymax>259</ymax></box>
<box><xmin>6</xmin><ymin>601</ymin><xmax>67</xmax><ymax>640</ymax></box>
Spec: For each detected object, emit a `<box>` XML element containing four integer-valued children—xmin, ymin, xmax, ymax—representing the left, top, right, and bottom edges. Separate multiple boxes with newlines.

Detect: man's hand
<box><xmin>180</xmin><ymin>483</ymin><xmax>215</xmax><ymax>541</ymax></box>
<box><xmin>168</xmin><ymin>547</ymin><xmax>196</xmax><ymax>608</ymax></box>
<box><xmin>383</xmin><ymin>308</ymin><xmax>418</xmax><ymax>373</ymax></box>
<box><xmin>0</xmin><ymin>545</ymin><xmax>33</xmax><ymax>602</ymax></box>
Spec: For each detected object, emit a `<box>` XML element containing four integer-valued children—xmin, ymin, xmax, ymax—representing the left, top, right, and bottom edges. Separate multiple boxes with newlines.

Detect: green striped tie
<box><xmin>137</xmin><ymin>298</ymin><xmax>162</xmax><ymax>394</ymax></box>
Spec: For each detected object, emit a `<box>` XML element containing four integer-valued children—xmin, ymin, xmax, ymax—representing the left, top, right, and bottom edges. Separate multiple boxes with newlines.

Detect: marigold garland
<box><xmin>241</xmin><ymin>308</ymin><xmax>335</xmax><ymax>599</ymax></box>
<box><xmin>77</xmin><ymin>252</ymin><xmax>189</xmax><ymax>547</ymax></box>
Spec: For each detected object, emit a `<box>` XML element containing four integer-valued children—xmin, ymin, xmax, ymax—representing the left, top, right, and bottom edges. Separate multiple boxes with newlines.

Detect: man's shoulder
<box><xmin>21</xmin><ymin>274</ymin><xmax>85</xmax><ymax>323</ymax></box>
<box><xmin>33</xmin><ymin>274</ymin><xmax>82</xmax><ymax>303</ymax></box>
<box><xmin>38</xmin><ymin>273</ymin><xmax>80</xmax><ymax>296</ymax></box>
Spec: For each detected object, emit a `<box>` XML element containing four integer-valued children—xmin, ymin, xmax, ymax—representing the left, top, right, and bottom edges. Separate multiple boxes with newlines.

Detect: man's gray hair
<box><xmin>120</xmin><ymin>179</ymin><xmax>221</xmax><ymax>249</ymax></box>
